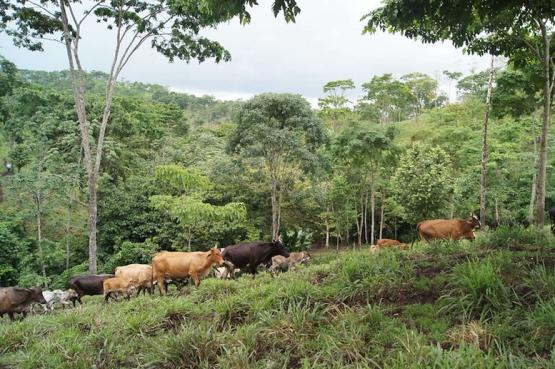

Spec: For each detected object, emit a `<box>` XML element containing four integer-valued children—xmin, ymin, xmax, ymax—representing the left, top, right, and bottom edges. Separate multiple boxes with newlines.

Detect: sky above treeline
<box><xmin>0</xmin><ymin>0</ymin><xmax>490</xmax><ymax>104</ymax></box>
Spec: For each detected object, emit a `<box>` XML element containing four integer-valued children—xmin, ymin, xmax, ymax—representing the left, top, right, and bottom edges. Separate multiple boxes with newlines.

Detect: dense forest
<box><xmin>0</xmin><ymin>55</ymin><xmax>551</xmax><ymax>289</ymax></box>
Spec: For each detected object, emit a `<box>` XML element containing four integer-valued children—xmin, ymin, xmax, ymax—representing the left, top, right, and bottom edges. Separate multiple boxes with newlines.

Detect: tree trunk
<box><xmin>87</xmin><ymin>174</ymin><xmax>98</xmax><ymax>274</ymax></box>
<box><xmin>364</xmin><ymin>190</ymin><xmax>369</xmax><ymax>244</ymax></box>
<box><xmin>325</xmin><ymin>221</ymin><xmax>330</xmax><ymax>249</ymax></box>
<box><xmin>65</xmin><ymin>200</ymin><xmax>72</xmax><ymax>270</ymax></box>
<box><xmin>370</xmin><ymin>182</ymin><xmax>375</xmax><ymax>245</ymax></box>
<box><xmin>529</xmin><ymin>128</ymin><xmax>538</xmax><ymax>224</ymax></box>
<box><xmin>534</xmin><ymin>22</ymin><xmax>552</xmax><ymax>228</ymax></box>
<box><xmin>36</xmin><ymin>197</ymin><xmax>47</xmax><ymax>288</ymax></box>
<box><xmin>379</xmin><ymin>192</ymin><xmax>385</xmax><ymax>240</ymax></box>
<box><xmin>271</xmin><ymin>179</ymin><xmax>280</xmax><ymax>240</ymax></box>
<box><xmin>494</xmin><ymin>198</ymin><xmax>499</xmax><ymax>223</ymax></box>
<box><xmin>480</xmin><ymin>55</ymin><xmax>494</xmax><ymax>226</ymax></box>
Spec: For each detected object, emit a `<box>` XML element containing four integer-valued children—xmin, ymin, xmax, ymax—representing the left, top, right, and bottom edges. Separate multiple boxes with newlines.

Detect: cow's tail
<box><xmin>415</xmin><ymin>222</ymin><xmax>425</xmax><ymax>243</ymax></box>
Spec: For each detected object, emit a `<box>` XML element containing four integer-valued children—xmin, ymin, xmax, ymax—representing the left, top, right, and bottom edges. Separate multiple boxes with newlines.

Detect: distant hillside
<box><xmin>19</xmin><ymin>69</ymin><xmax>243</xmax><ymax>126</ymax></box>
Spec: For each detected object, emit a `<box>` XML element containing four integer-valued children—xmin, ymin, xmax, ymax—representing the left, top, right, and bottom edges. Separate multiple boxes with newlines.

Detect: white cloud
<box><xmin>0</xmin><ymin>0</ymin><xmax>490</xmax><ymax>103</ymax></box>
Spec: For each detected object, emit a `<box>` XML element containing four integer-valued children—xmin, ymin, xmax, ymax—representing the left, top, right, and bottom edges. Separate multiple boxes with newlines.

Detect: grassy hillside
<box><xmin>2</xmin><ymin>228</ymin><xmax>555</xmax><ymax>369</ymax></box>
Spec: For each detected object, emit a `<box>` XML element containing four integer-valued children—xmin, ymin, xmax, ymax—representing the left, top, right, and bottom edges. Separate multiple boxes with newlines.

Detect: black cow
<box><xmin>221</xmin><ymin>240</ymin><xmax>289</xmax><ymax>276</ymax></box>
<box><xmin>68</xmin><ymin>274</ymin><xmax>114</xmax><ymax>306</ymax></box>
<box><xmin>0</xmin><ymin>287</ymin><xmax>46</xmax><ymax>321</ymax></box>
<box><xmin>548</xmin><ymin>206</ymin><xmax>555</xmax><ymax>233</ymax></box>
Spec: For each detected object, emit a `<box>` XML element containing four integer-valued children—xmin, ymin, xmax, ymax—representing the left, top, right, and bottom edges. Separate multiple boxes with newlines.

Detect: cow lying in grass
<box><xmin>370</xmin><ymin>239</ymin><xmax>408</xmax><ymax>253</ymax></box>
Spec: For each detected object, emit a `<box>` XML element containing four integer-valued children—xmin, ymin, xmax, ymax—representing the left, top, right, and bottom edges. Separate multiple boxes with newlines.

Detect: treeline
<box><xmin>0</xmin><ymin>56</ymin><xmax>550</xmax><ymax>288</ymax></box>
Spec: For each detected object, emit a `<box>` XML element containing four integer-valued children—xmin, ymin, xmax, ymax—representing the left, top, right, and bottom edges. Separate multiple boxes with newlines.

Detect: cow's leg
<box><xmin>191</xmin><ymin>272</ymin><xmax>201</xmax><ymax>288</ymax></box>
<box><xmin>8</xmin><ymin>312</ymin><xmax>15</xmax><ymax>321</ymax></box>
<box><xmin>157</xmin><ymin>276</ymin><xmax>167</xmax><ymax>296</ymax></box>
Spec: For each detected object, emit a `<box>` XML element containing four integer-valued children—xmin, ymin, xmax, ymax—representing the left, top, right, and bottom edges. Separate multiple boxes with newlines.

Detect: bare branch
<box><xmin>78</xmin><ymin>2</ymin><xmax>103</xmax><ymax>26</ymax></box>
<box><xmin>27</xmin><ymin>1</ymin><xmax>57</xmax><ymax>18</ymax></box>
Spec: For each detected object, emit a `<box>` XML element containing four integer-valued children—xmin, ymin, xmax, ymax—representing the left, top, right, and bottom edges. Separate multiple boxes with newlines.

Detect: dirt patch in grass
<box><xmin>378</xmin><ymin>288</ymin><xmax>439</xmax><ymax>308</ymax></box>
<box><xmin>162</xmin><ymin>312</ymin><xmax>186</xmax><ymax>332</ymax></box>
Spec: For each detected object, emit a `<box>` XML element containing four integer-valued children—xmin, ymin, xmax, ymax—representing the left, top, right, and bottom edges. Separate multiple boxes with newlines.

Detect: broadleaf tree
<box><xmin>229</xmin><ymin>93</ymin><xmax>327</xmax><ymax>240</ymax></box>
<box><xmin>0</xmin><ymin>0</ymin><xmax>301</xmax><ymax>272</ymax></box>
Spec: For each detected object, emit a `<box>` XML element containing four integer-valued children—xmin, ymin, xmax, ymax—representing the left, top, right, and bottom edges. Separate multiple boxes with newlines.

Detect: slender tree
<box><xmin>480</xmin><ymin>56</ymin><xmax>495</xmax><ymax>227</ymax></box>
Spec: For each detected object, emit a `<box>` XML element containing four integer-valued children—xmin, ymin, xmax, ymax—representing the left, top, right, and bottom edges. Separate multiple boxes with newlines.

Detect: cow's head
<box><xmin>208</xmin><ymin>247</ymin><xmax>224</xmax><ymax>266</ymax></box>
<box><xmin>469</xmin><ymin>214</ymin><xmax>481</xmax><ymax>229</ymax></box>
<box><xmin>30</xmin><ymin>287</ymin><xmax>47</xmax><ymax>304</ymax></box>
<box><xmin>272</xmin><ymin>237</ymin><xmax>289</xmax><ymax>257</ymax></box>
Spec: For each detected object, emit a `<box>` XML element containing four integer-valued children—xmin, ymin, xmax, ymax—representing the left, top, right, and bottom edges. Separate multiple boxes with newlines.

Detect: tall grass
<box><xmin>3</xmin><ymin>239</ymin><xmax>555</xmax><ymax>368</ymax></box>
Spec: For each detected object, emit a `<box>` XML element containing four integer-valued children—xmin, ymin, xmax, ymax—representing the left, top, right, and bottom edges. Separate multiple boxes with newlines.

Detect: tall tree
<box><xmin>0</xmin><ymin>0</ymin><xmax>300</xmax><ymax>272</ymax></box>
<box><xmin>442</xmin><ymin>70</ymin><xmax>463</xmax><ymax>103</ymax></box>
<box><xmin>229</xmin><ymin>93</ymin><xmax>326</xmax><ymax>240</ymax></box>
<box><xmin>318</xmin><ymin>79</ymin><xmax>356</xmax><ymax>132</ymax></box>
<box><xmin>480</xmin><ymin>56</ymin><xmax>495</xmax><ymax>227</ymax></box>
<box><xmin>358</xmin><ymin>74</ymin><xmax>412</xmax><ymax>124</ymax></box>
<box><xmin>363</xmin><ymin>0</ymin><xmax>554</xmax><ymax>227</ymax></box>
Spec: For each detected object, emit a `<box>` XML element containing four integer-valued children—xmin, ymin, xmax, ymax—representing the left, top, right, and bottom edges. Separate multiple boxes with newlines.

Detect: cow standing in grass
<box><xmin>115</xmin><ymin>264</ymin><xmax>153</xmax><ymax>295</ymax></box>
<box><xmin>417</xmin><ymin>215</ymin><xmax>481</xmax><ymax>242</ymax></box>
<box><xmin>221</xmin><ymin>239</ymin><xmax>289</xmax><ymax>276</ymax></box>
<box><xmin>152</xmin><ymin>248</ymin><xmax>224</xmax><ymax>295</ymax></box>
<box><xmin>68</xmin><ymin>274</ymin><xmax>114</xmax><ymax>306</ymax></box>
<box><xmin>0</xmin><ymin>287</ymin><xmax>46</xmax><ymax>321</ymax></box>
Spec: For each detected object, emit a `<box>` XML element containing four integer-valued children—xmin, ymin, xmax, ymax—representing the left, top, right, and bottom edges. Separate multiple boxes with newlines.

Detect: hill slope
<box><xmin>2</xmin><ymin>229</ymin><xmax>555</xmax><ymax>369</ymax></box>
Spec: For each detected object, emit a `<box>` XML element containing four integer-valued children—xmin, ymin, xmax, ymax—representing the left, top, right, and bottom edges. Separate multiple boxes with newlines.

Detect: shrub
<box><xmin>439</xmin><ymin>257</ymin><xmax>513</xmax><ymax>319</ymax></box>
<box><xmin>477</xmin><ymin>226</ymin><xmax>551</xmax><ymax>250</ymax></box>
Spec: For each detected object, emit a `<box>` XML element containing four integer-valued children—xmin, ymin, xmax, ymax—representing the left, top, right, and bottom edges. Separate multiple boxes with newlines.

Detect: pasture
<box><xmin>2</xmin><ymin>227</ymin><xmax>555</xmax><ymax>369</ymax></box>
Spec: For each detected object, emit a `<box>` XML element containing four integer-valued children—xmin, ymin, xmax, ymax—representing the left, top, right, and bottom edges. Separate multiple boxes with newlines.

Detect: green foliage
<box><xmin>477</xmin><ymin>226</ymin><xmax>552</xmax><ymax>250</ymax></box>
<box><xmin>280</xmin><ymin>228</ymin><xmax>312</xmax><ymax>252</ymax></box>
<box><xmin>102</xmin><ymin>240</ymin><xmax>157</xmax><ymax>273</ymax></box>
<box><xmin>393</xmin><ymin>145</ymin><xmax>454</xmax><ymax>222</ymax></box>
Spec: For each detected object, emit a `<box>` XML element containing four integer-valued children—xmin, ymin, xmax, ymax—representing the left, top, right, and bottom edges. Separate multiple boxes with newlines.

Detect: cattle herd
<box><xmin>0</xmin><ymin>239</ymin><xmax>313</xmax><ymax>321</ymax></box>
<box><xmin>4</xmin><ymin>213</ymin><xmax>543</xmax><ymax>323</ymax></box>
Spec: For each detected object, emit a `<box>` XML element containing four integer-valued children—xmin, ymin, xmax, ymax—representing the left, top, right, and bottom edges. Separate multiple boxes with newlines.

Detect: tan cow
<box><xmin>115</xmin><ymin>264</ymin><xmax>153</xmax><ymax>295</ymax></box>
<box><xmin>370</xmin><ymin>239</ymin><xmax>408</xmax><ymax>253</ymax></box>
<box><xmin>269</xmin><ymin>251</ymin><xmax>311</xmax><ymax>275</ymax></box>
<box><xmin>152</xmin><ymin>248</ymin><xmax>224</xmax><ymax>295</ymax></box>
<box><xmin>417</xmin><ymin>215</ymin><xmax>481</xmax><ymax>242</ymax></box>
<box><xmin>102</xmin><ymin>277</ymin><xmax>137</xmax><ymax>302</ymax></box>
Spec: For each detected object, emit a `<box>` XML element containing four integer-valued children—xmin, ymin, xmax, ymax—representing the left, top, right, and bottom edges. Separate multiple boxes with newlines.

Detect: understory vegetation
<box><xmin>2</xmin><ymin>228</ymin><xmax>555</xmax><ymax>368</ymax></box>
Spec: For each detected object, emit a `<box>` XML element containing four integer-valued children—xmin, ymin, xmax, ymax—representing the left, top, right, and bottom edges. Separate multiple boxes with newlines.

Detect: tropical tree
<box><xmin>229</xmin><ymin>93</ymin><xmax>326</xmax><ymax>240</ymax></box>
<box><xmin>318</xmin><ymin>79</ymin><xmax>356</xmax><ymax>132</ymax></box>
<box><xmin>393</xmin><ymin>145</ymin><xmax>454</xmax><ymax>224</ymax></box>
<box><xmin>150</xmin><ymin>165</ymin><xmax>246</xmax><ymax>249</ymax></box>
<box><xmin>333</xmin><ymin>123</ymin><xmax>397</xmax><ymax>245</ymax></box>
<box><xmin>363</xmin><ymin>0</ymin><xmax>555</xmax><ymax>227</ymax></box>
<box><xmin>0</xmin><ymin>0</ymin><xmax>300</xmax><ymax>273</ymax></box>
<box><xmin>401</xmin><ymin>72</ymin><xmax>439</xmax><ymax>115</ymax></box>
<box><xmin>358</xmin><ymin>74</ymin><xmax>413</xmax><ymax>124</ymax></box>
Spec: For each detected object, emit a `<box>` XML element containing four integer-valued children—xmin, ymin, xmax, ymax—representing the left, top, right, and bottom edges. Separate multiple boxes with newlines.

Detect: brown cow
<box><xmin>0</xmin><ymin>287</ymin><xmax>47</xmax><ymax>320</ymax></box>
<box><xmin>103</xmin><ymin>277</ymin><xmax>136</xmax><ymax>302</ymax></box>
<box><xmin>371</xmin><ymin>239</ymin><xmax>408</xmax><ymax>253</ymax></box>
<box><xmin>417</xmin><ymin>215</ymin><xmax>481</xmax><ymax>242</ymax></box>
<box><xmin>152</xmin><ymin>248</ymin><xmax>224</xmax><ymax>295</ymax></box>
<box><xmin>115</xmin><ymin>264</ymin><xmax>153</xmax><ymax>295</ymax></box>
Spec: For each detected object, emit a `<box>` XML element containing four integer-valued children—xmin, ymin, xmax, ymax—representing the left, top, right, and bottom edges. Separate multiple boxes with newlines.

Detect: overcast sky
<box><xmin>0</xmin><ymin>0</ymin><xmax>490</xmax><ymax>104</ymax></box>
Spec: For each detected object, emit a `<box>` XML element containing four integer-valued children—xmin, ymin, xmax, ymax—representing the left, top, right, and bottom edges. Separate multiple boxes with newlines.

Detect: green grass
<box><xmin>3</xmin><ymin>235</ymin><xmax>555</xmax><ymax>368</ymax></box>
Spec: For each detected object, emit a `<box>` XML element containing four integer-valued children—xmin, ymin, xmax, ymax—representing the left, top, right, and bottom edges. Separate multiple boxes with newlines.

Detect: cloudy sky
<box><xmin>0</xmin><ymin>0</ymin><xmax>490</xmax><ymax>103</ymax></box>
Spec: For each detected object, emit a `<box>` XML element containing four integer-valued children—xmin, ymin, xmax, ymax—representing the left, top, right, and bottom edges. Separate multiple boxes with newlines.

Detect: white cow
<box><xmin>35</xmin><ymin>289</ymin><xmax>78</xmax><ymax>312</ymax></box>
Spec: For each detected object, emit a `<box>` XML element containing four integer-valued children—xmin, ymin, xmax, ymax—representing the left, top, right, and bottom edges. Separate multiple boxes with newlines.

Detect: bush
<box><xmin>102</xmin><ymin>240</ymin><xmax>157</xmax><ymax>273</ymax></box>
<box><xmin>477</xmin><ymin>226</ymin><xmax>552</xmax><ymax>250</ymax></box>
